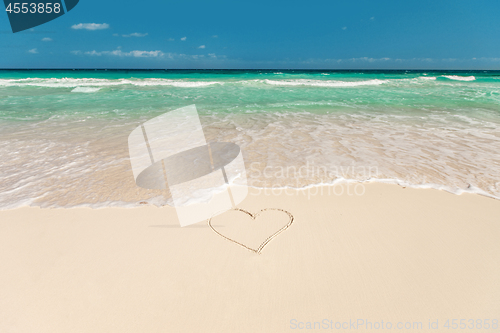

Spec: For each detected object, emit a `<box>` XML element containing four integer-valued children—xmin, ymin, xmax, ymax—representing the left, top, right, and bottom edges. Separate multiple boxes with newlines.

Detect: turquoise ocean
<box><xmin>0</xmin><ymin>70</ymin><xmax>499</xmax><ymax>208</ymax></box>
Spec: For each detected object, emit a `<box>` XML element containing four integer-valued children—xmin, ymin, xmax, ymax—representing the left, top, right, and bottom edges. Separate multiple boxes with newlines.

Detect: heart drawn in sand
<box><xmin>208</xmin><ymin>208</ymin><xmax>294</xmax><ymax>254</ymax></box>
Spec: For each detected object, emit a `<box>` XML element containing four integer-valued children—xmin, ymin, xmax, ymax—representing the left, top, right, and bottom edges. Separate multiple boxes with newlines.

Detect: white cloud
<box><xmin>84</xmin><ymin>50</ymin><xmax>103</xmax><ymax>56</ymax></box>
<box><xmin>370</xmin><ymin>17</ymin><xmax>375</xmax><ymax>20</ymax></box>
<box><xmin>240</xmin><ymin>56</ymin><xmax>500</xmax><ymax>68</ymax></box>
<box><xmin>83</xmin><ymin>49</ymin><xmax>165</xmax><ymax>57</ymax></box>
<box><xmin>71</xmin><ymin>23</ymin><xmax>109</xmax><ymax>30</ymax></box>
<box><xmin>125</xmin><ymin>50</ymin><xmax>163</xmax><ymax>57</ymax></box>
<box><xmin>180</xmin><ymin>37</ymin><xmax>187</xmax><ymax>41</ymax></box>
<box><xmin>316</xmin><ymin>57</ymin><xmax>439</xmax><ymax>64</ymax></box>
<box><xmin>41</xmin><ymin>37</ymin><xmax>52</xmax><ymax>42</ymax></box>
<box><xmin>168</xmin><ymin>38</ymin><xmax>175</xmax><ymax>41</ymax></box>
<box><xmin>113</xmin><ymin>33</ymin><xmax>119</xmax><ymax>36</ymax></box>
<box><xmin>478</xmin><ymin>57</ymin><xmax>500</xmax><ymax>62</ymax></box>
<box><xmin>342</xmin><ymin>26</ymin><xmax>347</xmax><ymax>30</ymax></box>
<box><xmin>350</xmin><ymin>57</ymin><xmax>392</xmax><ymax>62</ymax></box>
<box><xmin>198</xmin><ymin>45</ymin><xmax>206</xmax><ymax>49</ymax></box>
<box><xmin>28</xmin><ymin>48</ymin><xmax>38</xmax><ymax>54</ymax></box>
<box><xmin>212</xmin><ymin>35</ymin><xmax>218</xmax><ymax>38</ymax></box>
<box><xmin>73</xmin><ymin>48</ymin><xmax>229</xmax><ymax>61</ymax></box>
<box><xmin>122</xmin><ymin>32</ymin><xmax>148</xmax><ymax>37</ymax></box>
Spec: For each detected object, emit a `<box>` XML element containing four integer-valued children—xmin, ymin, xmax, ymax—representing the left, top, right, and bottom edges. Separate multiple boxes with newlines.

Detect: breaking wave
<box><xmin>442</xmin><ymin>75</ymin><xmax>476</xmax><ymax>81</ymax></box>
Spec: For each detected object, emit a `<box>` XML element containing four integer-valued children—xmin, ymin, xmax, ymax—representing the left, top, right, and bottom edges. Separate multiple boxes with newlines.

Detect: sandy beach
<box><xmin>3</xmin><ymin>0</ymin><xmax>500</xmax><ymax>330</ymax></box>
<box><xmin>1</xmin><ymin>183</ymin><xmax>498</xmax><ymax>333</ymax></box>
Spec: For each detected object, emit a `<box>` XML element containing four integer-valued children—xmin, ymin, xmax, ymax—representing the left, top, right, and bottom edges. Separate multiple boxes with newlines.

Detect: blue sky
<box><xmin>1</xmin><ymin>0</ymin><xmax>500</xmax><ymax>69</ymax></box>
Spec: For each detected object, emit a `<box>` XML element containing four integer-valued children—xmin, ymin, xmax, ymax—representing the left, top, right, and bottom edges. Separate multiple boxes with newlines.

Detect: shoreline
<box><xmin>1</xmin><ymin>179</ymin><xmax>498</xmax><ymax>211</ymax></box>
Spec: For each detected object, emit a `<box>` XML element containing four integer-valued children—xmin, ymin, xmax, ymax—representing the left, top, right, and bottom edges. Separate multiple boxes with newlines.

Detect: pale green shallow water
<box><xmin>0</xmin><ymin>70</ymin><xmax>499</xmax><ymax>208</ymax></box>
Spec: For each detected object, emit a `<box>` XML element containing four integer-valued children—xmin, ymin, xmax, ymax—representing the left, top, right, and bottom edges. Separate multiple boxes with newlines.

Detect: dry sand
<box><xmin>0</xmin><ymin>183</ymin><xmax>499</xmax><ymax>332</ymax></box>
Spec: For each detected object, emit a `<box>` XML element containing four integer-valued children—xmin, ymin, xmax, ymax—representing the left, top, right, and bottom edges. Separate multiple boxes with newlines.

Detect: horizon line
<box><xmin>0</xmin><ymin>68</ymin><xmax>499</xmax><ymax>71</ymax></box>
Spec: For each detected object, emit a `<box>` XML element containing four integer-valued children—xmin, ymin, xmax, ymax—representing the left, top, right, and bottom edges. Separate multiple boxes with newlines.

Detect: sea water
<box><xmin>0</xmin><ymin>70</ymin><xmax>499</xmax><ymax>208</ymax></box>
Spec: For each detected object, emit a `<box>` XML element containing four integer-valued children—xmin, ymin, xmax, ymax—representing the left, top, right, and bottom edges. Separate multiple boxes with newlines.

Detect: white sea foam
<box><xmin>0</xmin><ymin>77</ymin><xmax>458</xmax><ymax>90</ymax></box>
<box><xmin>71</xmin><ymin>87</ymin><xmax>102</xmax><ymax>93</ymax></box>
<box><xmin>246</xmin><ymin>178</ymin><xmax>500</xmax><ymax>201</ymax></box>
<box><xmin>2</xmin><ymin>177</ymin><xmax>497</xmax><ymax>211</ymax></box>
<box><xmin>262</xmin><ymin>79</ymin><xmax>387</xmax><ymax>87</ymax></box>
<box><xmin>132</xmin><ymin>79</ymin><xmax>222</xmax><ymax>87</ymax></box>
<box><xmin>442</xmin><ymin>75</ymin><xmax>476</xmax><ymax>81</ymax></box>
<box><xmin>0</xmin><ymin>78</ymin><xmax>222</xmax><ymax>88</ymax></box>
